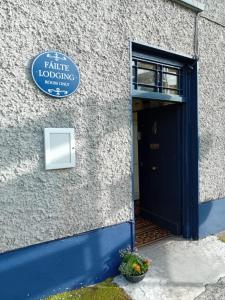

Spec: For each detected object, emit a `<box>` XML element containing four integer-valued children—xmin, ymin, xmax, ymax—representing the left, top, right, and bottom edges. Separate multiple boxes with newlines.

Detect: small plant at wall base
<box><xmin>119</xmin><ymin>248</ymin><xmax>152</xmax><ymax>283</ymax></box>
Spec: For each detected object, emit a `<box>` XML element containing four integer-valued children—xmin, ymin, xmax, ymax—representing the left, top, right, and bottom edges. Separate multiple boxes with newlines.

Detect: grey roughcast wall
<box><xmin>198</xmin><ymin>0</ymin><xmax>225</xmax><ymax>202</ymax></box>
<box><xmin>0</xmin><ymin>0</ymin><xmax>225</xmax><ymax>253</ymax></box>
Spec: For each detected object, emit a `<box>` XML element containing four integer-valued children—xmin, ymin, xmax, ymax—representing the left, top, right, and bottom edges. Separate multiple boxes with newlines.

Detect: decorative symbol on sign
<box><xmin>48</xmin><ymin>88</ymin><xmax>68</xmax><ymax>96</ymax></box>
<box><xmin>46</xmin><ymin>53</ymin><xmax>67</xmax><ymax>61</ymax></box>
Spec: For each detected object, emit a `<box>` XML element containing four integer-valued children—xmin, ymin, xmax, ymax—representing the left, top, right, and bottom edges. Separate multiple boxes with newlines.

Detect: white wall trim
<box><xmin>172</xmin><ymin>0</ymin><xmax>204</xmax><ymax>12</ymax></box>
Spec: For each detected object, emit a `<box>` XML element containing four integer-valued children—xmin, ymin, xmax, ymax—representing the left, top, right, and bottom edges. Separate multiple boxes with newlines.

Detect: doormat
<box><xmin>135</xmin><ymin>216</ymin><xmax>172</xmax><ymax>248</ymax></box>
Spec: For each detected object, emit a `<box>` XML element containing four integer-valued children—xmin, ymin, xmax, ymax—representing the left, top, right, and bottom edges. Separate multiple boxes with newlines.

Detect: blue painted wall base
<box><xmin>0</xmin><ymin>222</ymin><xmax>132</xmax><ymax>300</ymax></box>
<box><xmin>199</xmin><ymin>197</ymin><xmax>225</xmax><ymax>237</ymax></box>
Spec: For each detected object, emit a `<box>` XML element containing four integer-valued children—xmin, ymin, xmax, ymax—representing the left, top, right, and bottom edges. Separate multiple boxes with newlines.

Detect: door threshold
<box><xmin>135</xmin><ymin>216</ymin><xmax>173</xmax><ymax>248</ymax></box>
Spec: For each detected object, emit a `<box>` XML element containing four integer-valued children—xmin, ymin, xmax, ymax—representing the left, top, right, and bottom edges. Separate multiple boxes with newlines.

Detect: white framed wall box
<box><xmin>44</xmin><ymin>128</ymin><xmax>75</xmax><ymax>170</ymax></box>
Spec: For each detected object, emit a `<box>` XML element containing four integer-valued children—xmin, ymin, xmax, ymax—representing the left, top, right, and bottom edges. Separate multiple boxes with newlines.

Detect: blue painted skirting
<box><xmin>0</xmin><ymin>222</ymin><xmax>132</xmax><ymax>300</ymax></box>
<box><xmin>199</xmin><ymin>198</ymin><xmax>225</xmax><ymax>238</ymax></box>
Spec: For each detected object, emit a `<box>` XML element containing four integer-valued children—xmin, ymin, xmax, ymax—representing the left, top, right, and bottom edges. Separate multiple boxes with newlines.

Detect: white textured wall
<box><xmin>0</xmin><ymin>0</ymin><xmax>224</xmax><ymax>252</ymax></box>
<box><xmin>198</xmin><ymin>0</ymin><xmax>225</xmax><ymax>201</ymax></box>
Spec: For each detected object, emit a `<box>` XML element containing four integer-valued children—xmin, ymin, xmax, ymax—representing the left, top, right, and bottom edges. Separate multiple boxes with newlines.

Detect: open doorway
<box><xmin>133</xmin><ymin>99</ymin><xmax>183</xmax><ymax>247</ymax></box>
<box><xmin>131</xmin><ymin>42</ymin><xmax>199</xmax><ymax>243</ymax></box>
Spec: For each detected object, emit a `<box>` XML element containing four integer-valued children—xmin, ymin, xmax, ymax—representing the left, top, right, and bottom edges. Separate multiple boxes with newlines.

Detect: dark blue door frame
<box><xmin>131</xmin><ymin>41</ymin><xmax>199</xmax><ymax>240</ymax></box>
<box><xmin>182</xmin><ymin>62</ymin><xmax>199</xmax><ymax>239</ymax></box>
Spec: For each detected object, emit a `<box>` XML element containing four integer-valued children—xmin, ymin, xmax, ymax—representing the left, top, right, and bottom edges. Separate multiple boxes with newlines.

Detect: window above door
<box><xmin>131</xmin><ymin>42</ymin><xmax>196</xmax><ymax>103</ymax></box>
<box><xmin>132</xmin><ymin>58</ymin><xmax>182</xmax><ymax>96</ymax></box>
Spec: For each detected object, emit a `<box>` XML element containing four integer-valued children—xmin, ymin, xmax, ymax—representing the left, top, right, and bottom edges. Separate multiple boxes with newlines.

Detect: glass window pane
<box><xmin>162</xmin><ymin>67</ymin><xmax>178</xmax><ymax>74</ymax></box>
<box><xmin>137</xmin><ymin>86</ymin><xmax>155</xmax><ymax>92</ymax></box>
<box><xmin>132</xmin><ymin>60</ymin><xmax>136</xmax><ymax>66</ymax></box>
<box><xmin>163</xmin><ymin>89</ymin><xmax>178</xmax><ymax>95</ymax></box>
<box><xmin>162</xmin><ymin>73</ymin><xmax>178</xmax><ymax>89</ymax></box>
<box><xmin>132</xmin><ymin>67</ymin><xmax>136</xmax><ymax>82</ymax></box>
<box><xmin>137</xmin><ymin>69</ymin><xmax>156</xmax><ymax>85</ymax></box>
<box><xmin>138</xmin><ymin>62</ymin><xmax>156</xmax><ymax>70</ymax></box>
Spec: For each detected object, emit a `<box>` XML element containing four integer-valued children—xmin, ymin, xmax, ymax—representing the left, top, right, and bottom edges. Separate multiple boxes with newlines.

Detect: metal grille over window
<box><xmin>132</xmin><ymin>58</ymin><xmax>182</xmax><ymax>96</ymax></box>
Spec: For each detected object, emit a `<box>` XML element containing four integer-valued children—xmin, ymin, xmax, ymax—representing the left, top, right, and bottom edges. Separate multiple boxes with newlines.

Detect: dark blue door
<box><xmin>138</xmin><ymin>104</ymin><xmax>182</xmax><ymax>234</ymax></box>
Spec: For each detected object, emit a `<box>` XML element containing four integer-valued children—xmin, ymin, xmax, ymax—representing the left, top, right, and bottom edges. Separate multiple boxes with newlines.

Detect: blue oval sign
<box><xmin>31</xmin><ymin>51</ymin><xmax>80</xmax><ymax>98</ymax></box>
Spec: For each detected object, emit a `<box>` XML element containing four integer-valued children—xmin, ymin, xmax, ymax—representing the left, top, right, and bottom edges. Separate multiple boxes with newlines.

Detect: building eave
<box><xmin>172</xmin><ymin>0</ymin><xmax>205</xmax><ymax>12</ymax></box>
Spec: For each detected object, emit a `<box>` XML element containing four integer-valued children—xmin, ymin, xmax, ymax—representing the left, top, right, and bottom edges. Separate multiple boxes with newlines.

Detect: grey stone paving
<box><xmin>195</xmin><ymin>277</ymin><xmax>225</xmax><ymax>300</ymax></box>
<box><xmin>115</xmin><ymin>236</ymin><xmax>225</xmax><ymax>300</ymax></box>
